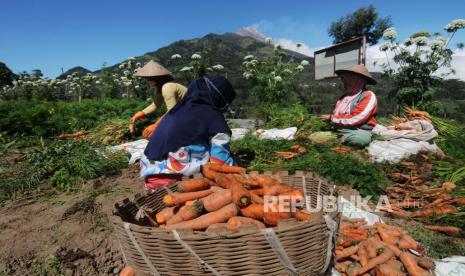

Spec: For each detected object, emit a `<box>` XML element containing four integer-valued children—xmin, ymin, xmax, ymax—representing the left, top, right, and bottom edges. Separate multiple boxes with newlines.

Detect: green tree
<box><xmin>0</xmin><ymin>62</ymin><xmax>16</xmax><ymax>89</ymax></box>
<box><xmin>328</xmin><ymin>5</ymin><xmax>392</xmax><ymax>45</ymax></box>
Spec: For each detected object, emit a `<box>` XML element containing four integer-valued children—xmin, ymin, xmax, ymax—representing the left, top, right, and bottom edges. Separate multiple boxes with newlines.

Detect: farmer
<box><xmin>139</xmin><ymin>75</ymin><xmax>236</xmax><ymax>190</ymax></box>
<box><xmin>129</xmin><ymin>60</ymin><xmax>187</xmax><ymax>137</ymax></box>
<box><xmin>319</xmin><ymin>65</ymin><xmax>378</xmax><ymax>148</ymax></box>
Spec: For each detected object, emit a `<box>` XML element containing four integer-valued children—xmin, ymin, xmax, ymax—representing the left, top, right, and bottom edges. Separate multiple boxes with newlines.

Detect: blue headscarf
<box><xmin>144</xmin><ymin>75</ymin><xmax>236</xmax><ymax>161</ymax></box>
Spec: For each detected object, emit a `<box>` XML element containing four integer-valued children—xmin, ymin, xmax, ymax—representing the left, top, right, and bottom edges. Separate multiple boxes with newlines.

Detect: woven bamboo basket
<box><xmin>112</xmin><ymin>171</ymin><xmax>340</xmax><ymax>276</ymax></box>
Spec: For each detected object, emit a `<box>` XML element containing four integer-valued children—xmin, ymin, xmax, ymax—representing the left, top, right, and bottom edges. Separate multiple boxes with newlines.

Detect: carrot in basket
<box><xmin>399</xmin><ymin>251</ymin><xmax>430</xmax><ymax>276</ymax></box>
<box><xmin>163</xmin><ymin>189</ymin><xmax>213</xmax><ymax>205</ymax></box>
<box><xmin>177</xmin><ymin>178</ymin><xmax>213</xmax><ymax>193</ymax></box>
<box><xmin>293</xmin><ymin>210</ymin><xmax>312</xmax><ymax>221</ymax></box>
<box><xmin>202</xmin><ymin>165</ymin><xmax>219</xmax><ymax>180</ymax></box>
<box><xmin>251</xmin><ymin>175</ymin><xmax>281</xmax><ymax>187</ymax></box>
<box><xmin>164</xmin><ymin>203</ymin><xmax>238</xmax><ymax>230</ymax></box>
<box><xmin>166</xmin><ymin>200</ymin><xmax>204</xmax><ymax>225</ymax></box>
<box><xmin>227</xmin><ymin>216</ymin><xmax>265</xmax><ymax>229</ymax></box>
<box><xmin>250</xmin><ymin>193</ymin><xmax>264</xmax><ymax>204</ymax></box>
<box><xmin>424</xmin><ymin>225</ymin><xmax>461</xmax><ymax>235</ymax></box>
<box><xmin>201</xmin><ymin>189</ymin><xmax>232</xmax><ymax>212</ymax></box>
<box><xmin>119</xmin><ymin>266</ymin><xmax>135</xmax><ymax>276</ymax></box>
<box><xmin>230</xmin><ymin>181</ymin><xmax>251</xmax><ymax>207</ymax></box>
<box><xmin>155</xmin><ymin>206</ymin><xmax>179</xmax><ymax>224</ymax></box>
<box><xmin>263</xmin><ymin>207</ymin><xmax>292</xmax><ymax>226</ymax></box>
<box><xmin>263</xmin><ymin>184</ymin><xmax>293</xmax><ymax>196</ymax></box>
<box><xmin>250</xmin><ymin>188</ymin><xmax>264</xmax><ymax>196</ymax></box>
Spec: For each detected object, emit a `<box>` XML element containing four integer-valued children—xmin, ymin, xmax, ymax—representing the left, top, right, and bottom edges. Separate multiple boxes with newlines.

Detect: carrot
<box><xmin>335</xmin><ymin>260</ymin><xmax>352</xmax><ymax>273</ymax></box>
<box><xmin>164</xmin><ymin>203</ymin><xmax>238</xmax><ymax>230</ymax></box>
<box><xmin>166</xmin><ymin>200</ymin><xmax>203</xmax><ymax>225</ymax></box>
<box><xmin>177</xmin><ymin>178</ymin><xmax>212</xmax><ymax>193</ymax></box>
<box><xmin>250</xmin><ymin>193</ymin><xmax>264</xmax><ymax>204</ymax></box>
<box><xmin>213</xmin><ymin>173</ymin><xmax>234</xmax><ymax>189</ymax></box>
<box><xmin>357</xmin><ymin>242</ymin><xmax>368</xmax><ymax>267</ymax></box>
<box><xmin>119</xmin><ymin>266</ymin><xmax>135</xmax><ymax>276</ymax></box>
<box><xmin>163</xmin><ymin>189</ymin><xmax>213</xmax><ymax>206</ymax></box>
<box><xmin>399</xmin><ymin>251</ymin><xmax>430</xmax><ymax>276</ymax></box>
<box><xmin>263</xmin><ymin>206</ymin><xmax>292</xmax><ymax>226</ymax></box>
<box><xmin>250</xmin><ymin>188</ymin><xmax>264</xmax><ymax>196</ymax></box>
<box><xmin>346</xmin><ymin>262</ymin><xmax>361</xmax><ymax>276</ymax></box>
<box><xmin>424</xmin><ymin>225</ymin><xmax>461</xmax><ymax>235</ymax></box>
<box><xmin>375</xmin><ymin>224</ymin><xmax>400</xmax><ymax>245</ymax></box>
<box><xmin>356</xmin><ymin>248</ymin><xmax>394</xmax><ymax>275</ymax></box>
<box><xmin>376</xmin><ymin>263</ymin><xmax>404</xmax><ymax>276</ymax></box>
<box><xmin>384</xmin><ymin>243</ymin><xmax>402</xmax><ymax>257</ymax></box>
<box><xmin>251</xmin><ymin>175</ymin><xmax>281</xmax><ymax>187</ymax></box>
<box><xmin>293</xmin><ymin>210</ymin><xmax>312</xmax><ymax>221</ymax></box>
<box><xmin>262</xmin><ymin>183</ymin><xmax>293</xmax><ymax>196</ymax></box>
<box><xmin>155</xmin><ymin>206</ymin><xmax>179</xmax><ymax>224</ymax></box>
<box><xmin>365</xmin><ymin>237</ymin><xmax>382</xmax><ymax>259</ymax></box>
<box><xmin>453</xmin><ymin>198</ymin><xmax>465</xmax><ymax>205</ymax></box>
<box><xmin>201</xmin><ymin>189</ymin><xmax>233</xmax><ymax>212</ymax></box>
<box><xmin>336</xmin><ymin>245</ymin><xmax>359</xmax><ymax>261</ymax></box>
<box><xmin>442</xmin><ymin>182</ymin><xmax>456</xmax><ymax>191</ymax></box>
<box><xmin>202</xmin><ymin>165</ymin><xmax>219</xmax><ymax>180</ymax></box>
<box><xmin>240</xmin><ymin>204</ymin><xmax>264</xmax><ymax>220</ymax></box>
<box><xmin>230</xmin><ymin>181</ymin><xmax>251</xmax><ymax>207</ymax></box>
<box><xmin>203</xmin><ymin>164</ymin><xmax>246</xmax><ymax>174</ymax></box>
<box><xmin>227</xmin><ymin>216</ymin><xmax>265</xmax><ymax>229</ymax></box>
<box><xmin>417</xmin><ymin>257</ymin><xmax>435</xmax><ymax>270</ymax></box>
<box><xmin>205</xmin><ymin>223</ymin><xmax>230</xmax><ymax>233</ymax></box>
<box><xmin>231</xmin><ymin>174</ymin><xmax>261</xmax><ymax>187</ymax></box>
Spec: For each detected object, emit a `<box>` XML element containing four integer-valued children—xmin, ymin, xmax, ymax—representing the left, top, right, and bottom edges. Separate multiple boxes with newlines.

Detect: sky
<box><xmin>2</xmin><ymin>0</ymin><xmax>465</xmax><ymax>78</ymax></box>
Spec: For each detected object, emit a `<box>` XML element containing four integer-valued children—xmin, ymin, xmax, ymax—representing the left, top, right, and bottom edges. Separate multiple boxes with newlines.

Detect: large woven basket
<box><xmin>112</xmin><ymin>171</ymin><xmax>340</xmax><ymax>276</ymax></box>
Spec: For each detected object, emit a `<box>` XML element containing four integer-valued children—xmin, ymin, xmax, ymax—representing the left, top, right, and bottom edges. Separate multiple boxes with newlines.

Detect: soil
<box><xmin>0</xmin><ymin>166</ymin><xmax>144</xmax><ymax>275</ymax></box>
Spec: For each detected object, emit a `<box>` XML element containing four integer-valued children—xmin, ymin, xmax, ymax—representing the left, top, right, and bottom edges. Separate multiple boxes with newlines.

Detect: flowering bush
<box><xmin>378</xmin><ymin>20</ymin><xmax>464</xmax><ymax>111</ymax></box>
<box><xmin>241</xmin><ymin>39</ymin><xmax>309</xmax><ymax>120</ymax></box>
<box><xmin>170</xmin><ymin>52</ymin><xmax>225</xmax><ymax>82</ymax></box>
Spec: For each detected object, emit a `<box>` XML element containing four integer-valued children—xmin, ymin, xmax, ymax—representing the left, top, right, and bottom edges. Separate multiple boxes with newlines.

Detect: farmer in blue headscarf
<box><xmin>139</xmin><ymin>75</ymin><xmax>236</xmax><ymax>190</ymax></box>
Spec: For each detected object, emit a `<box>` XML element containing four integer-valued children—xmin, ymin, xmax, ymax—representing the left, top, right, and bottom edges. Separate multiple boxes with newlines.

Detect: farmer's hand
<box><xmin>319</xmin><ymin>114</ymin><xmax>331</xmax><ymax>122</ymax></box>
<box><xmin>142</xmin><ymin>123</ymin><xmax>157</xmax><ymax>138</ymax></box>
<box><xmin>129</xmin><ymin>111</ymin><xmax>145</xmax><ymax>133</ymax></box>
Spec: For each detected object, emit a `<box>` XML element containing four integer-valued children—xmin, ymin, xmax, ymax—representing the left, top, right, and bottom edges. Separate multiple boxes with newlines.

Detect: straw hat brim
<box><xmin>335</xmin><ymin>66</ymin><xmax>377</xmax><ymax>85</ymax></box>
<box><xmin>134</xmin><ymin>60</ymin><xmax>171</xmax><ymax>78</ymax></box>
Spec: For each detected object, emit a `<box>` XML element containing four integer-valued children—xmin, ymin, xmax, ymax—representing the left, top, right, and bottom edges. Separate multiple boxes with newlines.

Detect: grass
<box><xmin>408</xmin><ymin>227</ymin><xmax>465</xmax><ymax>259</ymax></box>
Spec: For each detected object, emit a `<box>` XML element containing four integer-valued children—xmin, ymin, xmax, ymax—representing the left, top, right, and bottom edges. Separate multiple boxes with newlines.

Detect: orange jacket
<box><xmin>331</xmin><ymin>90</ymin><xmax>377</xmax><ymax>128</ymax></box>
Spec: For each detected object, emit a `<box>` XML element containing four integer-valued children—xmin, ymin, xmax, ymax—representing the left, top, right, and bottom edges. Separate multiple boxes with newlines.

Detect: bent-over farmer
<box><xmin>320</xmin><ymin>65</ymin><xmax>378</xmax><ymax>148</ymax></box>
<box><xmin>129</xmin><ymin>60</ymin><xmax>187</xmax><ymax>137</ymax></box>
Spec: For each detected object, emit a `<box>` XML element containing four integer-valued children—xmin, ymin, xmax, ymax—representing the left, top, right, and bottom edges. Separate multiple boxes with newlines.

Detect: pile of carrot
<box><xmin>154</xmin><ymin>164</ymin><xmax>312</xmax><ymax>232</ymax></box>
<box><xmin>335</xmin><ymin>217</ymin><xmax>435</xmax><ymax>276</ymax></box>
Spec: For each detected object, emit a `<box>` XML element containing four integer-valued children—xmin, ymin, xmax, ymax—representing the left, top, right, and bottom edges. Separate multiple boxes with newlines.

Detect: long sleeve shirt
<box><xmin>331</xmin><ymin>90</ymin><xmax>377</xmax><ymax>128</ymax></box>
<box><xmin>142</xmin><ymin>82</ymin><xmax>188</xmax><ymax>115</ymax></box>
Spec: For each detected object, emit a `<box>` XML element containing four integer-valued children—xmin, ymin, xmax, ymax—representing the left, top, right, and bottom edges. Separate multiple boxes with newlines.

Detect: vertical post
<box><xmin>361</xmin><ymin>36</ymin><xmax>367</xmax><ymax>66</ymax></box>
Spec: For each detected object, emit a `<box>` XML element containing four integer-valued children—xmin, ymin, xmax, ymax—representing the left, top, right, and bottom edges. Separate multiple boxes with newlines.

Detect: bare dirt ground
<box><xmin>0</xmin><ymin>166</ymin><xmax>144</xmax><ymax>275</ymax></box>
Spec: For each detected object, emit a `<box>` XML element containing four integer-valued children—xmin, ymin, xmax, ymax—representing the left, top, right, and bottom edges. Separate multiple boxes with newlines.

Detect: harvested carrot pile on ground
<box><xmin>335</xmin><ymin>217</ymin><xmax>435</xmax><ymax>276</ymax></box>
<box><xmin>153</xmin><ymin>164</ymin><xmax>312</xmax><ymax>231</ymax></box>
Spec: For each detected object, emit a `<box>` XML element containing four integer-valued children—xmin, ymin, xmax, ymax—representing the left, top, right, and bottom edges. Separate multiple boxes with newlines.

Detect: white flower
<box><xmin>283</xmin><ymin>69</ymin><xmax>293</xmax><ymax>74</ymax></box>
<box><xmin>430</xmin><ymin>37</ymin><xmax>446</xmax><ymax>50</ymax></box>
<box><xmin>180</xmin><ymin>66</ymin><xmax>193</xmax><ymax>72</ymax></box>
<box><xmin>212</xmin><ymin>64</ymin><xmax>224</xmax><ymax>70</ymax></box>
<box><xmin>379</xmin><ymin>44</ymin><xmax>389</xmax><ymax>51</ymax></box>
<box><xmin>249</xmin><ymin>59</ymin><xmax>258</xmax><ymax>66</ymax></box>
<box><xmin>404</xmin><ymin>38</ymin><xmax>413</xmax><ymax>46</ymax></box>
<box><xmin>444</xmin><ymin>19</ymin><xmax>465</xmax><ymax>32</ymax></box>
<box><xmin>120</xmin><ymin>76</ymin><xmax>128</xmax><ymax>81</ymax></box>
<box><xmin>296</xmin><ymin>65</ymin><xmax>304</xmax><ymax>71</ymax></box>
<box><xmin>171</xmin><ymin>54</ymin><xmax>182</xmax><ymax>60</ymax></box>
<box><xmin>118</xmin><ymin>64</ymin><xmax>125</xmax><ymax>69</ymax></box>
<box><xmin>412</xmin><ymin>36</ymin><xmax>428</xmax><ymax>46</ymax></box>
<box><xmin>95</xmin><ymin>80</ymin><xmax>101</xmax><ymax>84</ymax></box>
<box><xmin>136</xmin><ymin>62</ymin><xmax>141</xmax><ymax>67</ymax></box>
<box><xmin>383</xmin><ymin>27</ymin><xmax>397</xmax><ymax>41</ymax></box>
<box><xmin>123</xmin><ymin>70</ymin><xmax>130</xmax><ymax>76</ymax></box>
<box><xmin>191</xmin><ymin>53</ymin><xmax>201</xmax><ymax>59</ymax></box>
<box><xmin>265</xmin><ymin>37</ymin><xmax>272</xmax><ymax>44</ymax></box>
<box><xmin>301</xmin><ymin>60</ymin><xmax>309</xmax><ymax>66</ymax></box>
<box><xmin>135</xmin><ymin>85</ymin><xmax>140</xmax><ymax>89</ymax></box>
<box><xmin>244</xmin><ymin>55</ymin><xmax>254</xmax><ymax>60</ymax></box>
<box><xmin>243</xmin><ymin>72</ymin><xmax>253</xmax><ymax>79</ymax></box>
<box><xmin>274</xmin><ymin>76</ymin><xmax>282</xmax><ymax>82</ymax></box>
<box><xmin>127</xmin><ymin>56</ymin><xmax>135</xmax><ymax>60</ymax></box>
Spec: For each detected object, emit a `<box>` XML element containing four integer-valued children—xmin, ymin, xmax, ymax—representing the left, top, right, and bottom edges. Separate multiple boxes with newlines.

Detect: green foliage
<box><xmin>0</xmin><ymin>99</ymin><xmax>152</xmax><ymax>137</ymax></box>
<box><xmin>328</xmin><ymin>5</ymin><xmax>392</xmax><ymax>45</ymax></box>
<box><xmin>431</xmin><ymin>116</ymin><xmax>465</xmax><ymax>160</ymax></box>
<box><xmin>231</xmin><ymin>135</ymin><xmax>388</xmax><ymax>197</ymax></box>
<box><xmin>408</xmin><ymin>227</ymin><xmax>465</xmax><ymax>259</ymax></box>
<box><xmin>0</xmin><ymin>62</ymin><xmax>16</xmax><ymax>89</ymax></box>
<box><xmin>19</xmin><ymin>140</ymin><xmax>127</xmax><ymax>192</ymax></box>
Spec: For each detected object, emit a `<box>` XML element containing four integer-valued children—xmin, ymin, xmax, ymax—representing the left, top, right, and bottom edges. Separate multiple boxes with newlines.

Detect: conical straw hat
<box><xmin>134</xmin><ymin>60</ymin><xmax>171</xmax><ymax>77</ymax></box>
<box><xmin>335</xmin><ymin>64</ymin><xmax>377</xmax><ymax>85</ymax></box>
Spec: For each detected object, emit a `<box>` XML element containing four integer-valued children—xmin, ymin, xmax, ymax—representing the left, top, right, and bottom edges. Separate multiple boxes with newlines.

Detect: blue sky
<box><xmin>2</xmin><ymin>0</ymin><xmax>465</xmax><ymax>78</ymax></box>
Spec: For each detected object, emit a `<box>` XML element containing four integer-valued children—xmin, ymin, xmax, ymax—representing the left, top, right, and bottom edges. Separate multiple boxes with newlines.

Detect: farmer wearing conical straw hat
<box><xmin>129</xmin><ymin>60</ymin><xmax>188</xmax><ymax>137</ymax></box>
<box><xmin>319</xmin><ymin>64</ymin><xmax>378</xmax><ymax>148</ymax></box>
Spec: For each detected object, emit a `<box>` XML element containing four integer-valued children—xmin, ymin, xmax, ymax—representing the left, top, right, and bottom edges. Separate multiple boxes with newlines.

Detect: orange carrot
<box><xmin>201</xmin><ymin>189</ymin><xmax>233</xmax><ymax>212</ymax></box>
<box><xmin>230</xmin><ymin>181</ymin><xmax>251</xmax><ymax>207</ymax></box>
<box><xmin>227</xmin><ymin>216</ymin><xmax>265</xmax><ymax>229</ymax></box>
<box><xmin>164</xmin><ymin>203</ymin><xmax>238</xmax><ymax>230</ymax></box>
<box><xmin>202</xmin><ymin>165</ymin><xmax>219</xmax><ymax>180</ymax></box>
<box><xmin>166</xmin><ymin>200</ymin><xmax>203</xmax><ymax>225</ymax></box>
<box><xmin>119</xmin><ymin>266</ymin><xmax>135</xmax><ymax>276</ymax></box>
<box><xmin>334</xmin><ymin>260</ymin><xmax>352</xmax><ymax>273</ymax></box>
<box><xmin>262</xmin><ymin>183</ymin><xmax>293</xmax><ymax>196</ymax></box>
<box><xmin>336</xmin><ymin>245</ymin><xmax>359</xmax><ymax>261</ymax></box>
<box><xmin>399</xmin><ymin>251</ymin><xmax>430</xmax><ymax>276</ymax></box>
<box><xmin>155</xmin><ymin>206</ymin><xmax>179</xmax><ymax>224</ymax></box>
<box><xmin>424</xmin><ymin>225</ymin><xmax>461</xmax><ymax>235</ymax></box>
<box><xmin>250</xmin><ymin>193</ymin><xmax>264</xmax><ymax>204</ymax></box>
<box><xmin>177</xmin><ymin>178</ymin><xmax>212</xmax><ymax>192</ymax></box>
<box><xmin>356</xmin><ymin>248</ymin><xmax>394</xmax><ymax>275</ymax></box>
<box><xmin>250</xmin><ymin>188</ymin><xmax>264</xmax><ymax>196</ymax></box>
<box><xmin>357</xmin><ymin>242</ymin><xmax>368</xmax><ymax>267</ymax></box>
<box><xmin>376</xmin><ymin>263</ymin><xmax>404</xmax><ymax>276</ymax></box>
<box><xmin>453</xmin><ymin>198</ymin><xmax>465</xmax><ymax>205</ymax></box>
<box><xmin>293</xmin><ymin>210</ymin><xmax>312</xmax><ymax>221</ymax></box>
<box><xmin>240</xmin><ymin>204</ymin><xmax>264</xmax><ymax>220</ymax></box>
<box><xmin>163</xmin><ymin>189</ymin><xmax>213</xmax><ymax>205</ymax></box>
<box><xmin>203</xmin><ymin>164</ymin><xmax>246</xmax><ymax>174</ymax></box>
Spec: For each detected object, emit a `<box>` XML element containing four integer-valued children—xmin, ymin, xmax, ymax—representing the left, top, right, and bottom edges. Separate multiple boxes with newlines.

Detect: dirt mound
<box><xmin>0</xmin><ymin>167</ymin><xmax>144</xmax><ymax>275</ymax></box>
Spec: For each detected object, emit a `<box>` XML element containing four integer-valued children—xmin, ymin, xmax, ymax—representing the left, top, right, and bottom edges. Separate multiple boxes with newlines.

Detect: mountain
<box><xmin>58</xmin><ymin>66</ymin><xmax>92</xmax><ymax>79</ymax></box>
